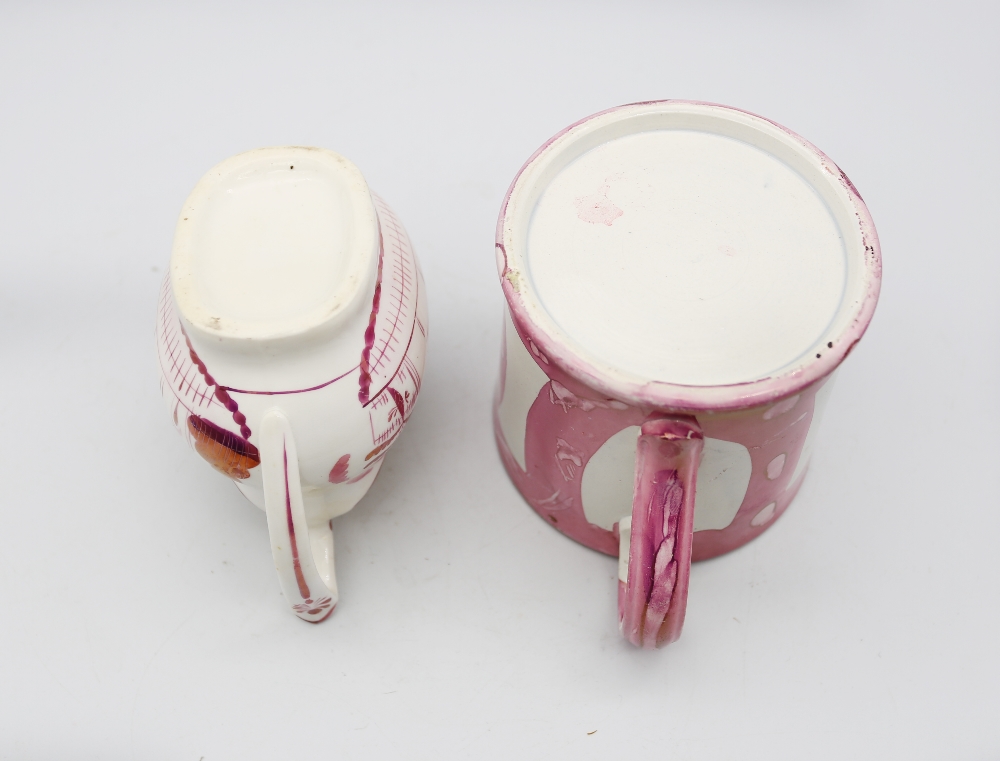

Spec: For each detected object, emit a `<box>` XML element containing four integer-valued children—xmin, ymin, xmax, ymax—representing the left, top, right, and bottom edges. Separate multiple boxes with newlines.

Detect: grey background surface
<box><xmin>1</xmin><ymin>2</ymin><xmax>997</xmax><ymax>758</ymax></box>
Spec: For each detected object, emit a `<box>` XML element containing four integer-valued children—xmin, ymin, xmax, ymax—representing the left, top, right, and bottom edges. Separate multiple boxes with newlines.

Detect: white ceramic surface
<box><xmin>157</xmin><ymin>147</ymin><xmax>428</xmax><ymax>621</ymax></box>
<box><xmin>527</xmin><ymin>129</ymin><xmax>847</xmax><ymax>386</ymax></box>
<box><xmin>500</xmin><ymin>102</ymin><xmax>879</xmax><ymax>411</ymax></box>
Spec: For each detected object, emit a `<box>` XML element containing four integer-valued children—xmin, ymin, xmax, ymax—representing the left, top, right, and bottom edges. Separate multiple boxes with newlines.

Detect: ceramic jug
<box><xmin>156</xmin><ymin>147</ymin><xmax>427</xmax><ymax>621</ymax></box>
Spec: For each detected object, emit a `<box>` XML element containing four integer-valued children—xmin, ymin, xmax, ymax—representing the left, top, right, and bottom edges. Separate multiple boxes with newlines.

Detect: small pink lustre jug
<box><xmin>156</xmin><ymin>147</ymin><xmax>427</xmax><ymax>622</ymax></box>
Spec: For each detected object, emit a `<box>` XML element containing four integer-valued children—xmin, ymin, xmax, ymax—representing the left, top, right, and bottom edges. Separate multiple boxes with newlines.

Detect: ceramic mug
<box><xmin>493</xmin><ymin>101</ymin><xmax>881</xmax><ymax>648</ymax></box>
<box><xmin>156</xmin><ymin>147</ymin><xmax>427</xmax><ymax>622</ymax></box>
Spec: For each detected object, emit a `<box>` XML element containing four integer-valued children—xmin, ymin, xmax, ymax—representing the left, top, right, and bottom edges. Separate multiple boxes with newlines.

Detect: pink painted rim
<box><xmin>496</xmin><ymin>100</ymin><xmax>882</xmax><ymax>413</ymax></box>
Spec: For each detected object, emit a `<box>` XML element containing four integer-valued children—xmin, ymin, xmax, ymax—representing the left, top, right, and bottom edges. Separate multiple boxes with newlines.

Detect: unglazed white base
<box><xmin>172</xmin><ymin>147</ymin><xmax>378</xmax><ymax>344</ymax></box>
<box><xmin>499</xmin><ymin>102</ymin><xmax>879</xmax><ymax>413</ymax></box>
<box><xmin>527</xmin><ymin>129</ymin><xmax>846</xmax><ymax>387</ymax></box>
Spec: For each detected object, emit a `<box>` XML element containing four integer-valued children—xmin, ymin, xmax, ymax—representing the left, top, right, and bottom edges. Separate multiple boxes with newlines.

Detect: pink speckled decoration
<box><xmin>495</xmin><ymin>312</ymin><xmax>828</xmax><ymax>562</ymax></box>
<box><xmin>493</xmin><ymin>101</ymin><xmax>881</xmax><ymax>649</ymax></box>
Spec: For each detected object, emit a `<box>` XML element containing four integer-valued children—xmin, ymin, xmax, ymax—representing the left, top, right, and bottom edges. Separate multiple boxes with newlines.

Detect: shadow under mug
<box><xmin>492</xmin><ymin>101</ymin><xmax>881</xmax><ymax>648</ymax></box>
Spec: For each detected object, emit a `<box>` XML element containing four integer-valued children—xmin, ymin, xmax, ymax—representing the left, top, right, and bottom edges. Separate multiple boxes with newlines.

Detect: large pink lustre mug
<box><xmin>493</xmin><ymin>101</ymin><xmax>881</xmax><ymax>648</ymax></box>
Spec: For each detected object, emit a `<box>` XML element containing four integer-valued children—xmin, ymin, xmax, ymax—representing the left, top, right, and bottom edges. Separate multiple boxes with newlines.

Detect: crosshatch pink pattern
<box><xmin>361</xmin><ymin>195</ymin><xmax>421</xmax><ymax>407</ymax></box>
<box><xmin>156</xmin><ymin>194</ymin><xmax>425</xmax><ymax>490</ymax></box>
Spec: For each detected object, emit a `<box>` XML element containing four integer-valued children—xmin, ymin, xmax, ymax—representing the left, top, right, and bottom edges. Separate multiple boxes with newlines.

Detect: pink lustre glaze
<box><xmin>492</xmin><ymin>101</ymin><xmax>881</xmax><ymax>648</ymax></box>
<box><xmin>620</xmin><ymin>417</ymin><xmax>702</xmax><ymax>649</ymax></box>
<box><xmin>494</xmin><ymin>311</ymin><xmax>828</xmax><ymax>563</ymax></box>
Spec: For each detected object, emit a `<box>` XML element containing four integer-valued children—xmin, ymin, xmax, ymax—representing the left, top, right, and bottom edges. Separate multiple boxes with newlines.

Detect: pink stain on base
<box><xmin>575</xmin><ymin>183</ymin><xmax>623</xmax><ymax>226</ymax></box>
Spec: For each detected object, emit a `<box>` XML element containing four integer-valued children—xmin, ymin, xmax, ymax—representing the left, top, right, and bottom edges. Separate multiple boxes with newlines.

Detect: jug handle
<box><xmin>619</xmin><ymin>415</ymin><xmax>703</xmax><ymax>648</ymax></box>
<box><xmin>259</xmin><ymin>408</ymin><xmax>339</xmax><ymax>623</ymax></box>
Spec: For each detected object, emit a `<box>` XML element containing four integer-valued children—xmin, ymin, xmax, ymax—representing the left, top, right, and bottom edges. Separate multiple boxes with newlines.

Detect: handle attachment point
<box><xmin>260</xmin><ymin>409</ymin><xmax>339</xmax><ymax>623</ymax></box>
<box><xmin>619</xmin><ymin>415</ymin><xmax>703</xmax><ymax>649</ymax></box>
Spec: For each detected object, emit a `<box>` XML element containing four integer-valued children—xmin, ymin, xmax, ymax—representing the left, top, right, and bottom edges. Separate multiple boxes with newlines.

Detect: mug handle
<box><xmin>619</xmin><ymin>415</ymin><xmax>704</xmax><ymax>648</ymax></box>
<box><xmin>259</xmin><ymin>408</ymin><xmax>339</xmax><ymax>623</ymax></box>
